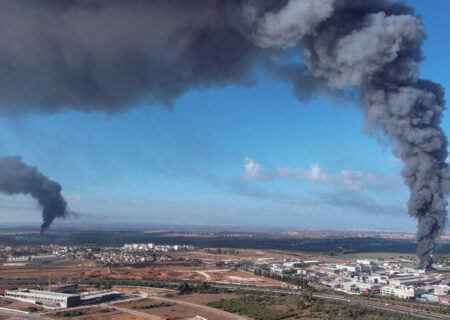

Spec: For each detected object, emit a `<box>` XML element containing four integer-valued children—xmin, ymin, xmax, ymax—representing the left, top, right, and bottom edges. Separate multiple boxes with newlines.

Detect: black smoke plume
<box><xmin>0</xmin><ymin>0</ymin><xmax>447</xmax><ymax>266</ymax></box>
<box><xmin>0</xmin><ymin>156</ymin><xmax>67</xmax><ymax>233</ymax></box>
<box><xmin>232</xmin><ymin>0</ymin><xmax>449</xmax><ymax>269</ymax></box>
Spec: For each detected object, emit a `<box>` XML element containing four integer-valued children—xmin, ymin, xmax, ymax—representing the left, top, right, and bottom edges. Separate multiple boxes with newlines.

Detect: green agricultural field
<box><xmin>208</xmin><ymin>291</ymin><xmax>424</xmax><ymax>320</ymax></box>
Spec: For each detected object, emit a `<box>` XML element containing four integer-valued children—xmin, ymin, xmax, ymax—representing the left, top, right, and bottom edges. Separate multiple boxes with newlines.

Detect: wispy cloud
<box><xmin>238</xmin><ymin>157</ymin><xmax>404</xmax><ymax>217</ymax></box>
<box><xmin>335</xmin><ymin>170</ymin><xmax>400</xmax><ymax>191</ymax></box>
<box><xmin>231</xmin><ymin>177</ymin><xmax>405</xmax><ymax>217</ymax></box>
<box><xmin>319</xmin><ymin>190</ymin><xmax>406</xmax><ymax>216</ymax></box>
<box><xmin>275</xmin><ymin>163</ymin><xmax>400</xmax><ymax>191</ymax></box>
<box><xmin>277</xmin><ymin>163</ymin><xmax>330</xmax><ymax>184</ymax></box>
<box><xmin>242</xmin><ymin>157</ymin><xmax>274</xmax><ymax>181</ymax></box>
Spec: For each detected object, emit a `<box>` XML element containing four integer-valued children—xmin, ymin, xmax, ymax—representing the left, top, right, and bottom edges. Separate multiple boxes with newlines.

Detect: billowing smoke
<box><xmin>0</xmin><ymin>0</ymin><xmax>259</xmax><ymax>113</ymax></box>
<box><xmin>233</xmin><ymin>0</ymin><xmax>449</xmax><ymax>269</ymax></box>
<box><xmin>0</xmin><ymin>156</ymin><xmax>67</xmax><ymax>233</ymax></box>
<box><xmin>0</xmin><ymin>0</ymin><xmax>447</xmax><ymax>266</ymax></box>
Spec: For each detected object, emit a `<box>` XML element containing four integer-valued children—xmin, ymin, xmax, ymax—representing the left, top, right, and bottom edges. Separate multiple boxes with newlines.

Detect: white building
<box><xmin>380</xmin><ymin>285</ymin><xmax>424</xmax><ymax>299</ymax></box>
<box><xmin>270</xmin><ymin>264</ymin><xmax>289</xmax><ymax>274</ymax></box>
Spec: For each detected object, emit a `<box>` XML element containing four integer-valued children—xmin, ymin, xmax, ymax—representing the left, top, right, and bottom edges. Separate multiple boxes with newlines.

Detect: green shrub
<box><xmin>62</xmin><ymin>310</ymin><xmax>83</xmax><ymax>317</ymax></box>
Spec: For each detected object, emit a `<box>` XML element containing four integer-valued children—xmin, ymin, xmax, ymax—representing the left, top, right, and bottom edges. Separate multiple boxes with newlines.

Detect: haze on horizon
<box><xmin>0</xmin><ymin>0</ymin><xmax>448</xmax><ymax>233</ymax></box>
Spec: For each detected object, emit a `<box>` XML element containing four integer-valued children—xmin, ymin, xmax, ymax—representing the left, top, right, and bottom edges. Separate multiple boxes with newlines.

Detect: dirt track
<box><xmin>0</xmin><ymin>264</ymin><xmax>284</xmax><ymax>287</ymax></box>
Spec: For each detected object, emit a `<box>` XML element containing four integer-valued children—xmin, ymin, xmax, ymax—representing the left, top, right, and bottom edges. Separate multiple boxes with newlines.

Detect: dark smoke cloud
<box><xmin>0</xmin><ymin>156</ymin><xmax>67</xmax><ymax>232</ymax></box>
<box><xmin>0</xmin><ymin>0</ymin><xmax>447</xmax><ymax>267</ymax></box>
<box><xmin>0</xmin><ymin>0</ymin><xmax>259</xmax><ymax>113</ymax></box>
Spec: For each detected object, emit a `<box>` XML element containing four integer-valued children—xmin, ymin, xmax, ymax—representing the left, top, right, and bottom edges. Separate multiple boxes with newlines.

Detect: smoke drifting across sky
<box><xmin>0</xmin><ymin>0</ymin><xmax>447</xmax><ymax>267</ymax></box>
<box><xmin>0</xmin><ymin>156</ymin><xmax>67</xmax><ymax>233</ymax></box>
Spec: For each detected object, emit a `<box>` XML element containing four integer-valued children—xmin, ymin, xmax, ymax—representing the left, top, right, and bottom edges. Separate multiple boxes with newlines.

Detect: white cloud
<box><xmin>243</xmin><ymin>158</ymin><xmax>401</xmax><ymax>192</ymax></box>
<box><xmin>242</xmin><ymin>157</ymin><xmax>273</xmax><ymax>181</ymax></box>
<box><xmin>277</xmin><ymin>163</ymin><xmax>330</xmax><ymax>184</ymax></box>
<box><xmin>276</xmin><ymin>163</ymin><xmax>400</xmax><ymax>191</ymax></box>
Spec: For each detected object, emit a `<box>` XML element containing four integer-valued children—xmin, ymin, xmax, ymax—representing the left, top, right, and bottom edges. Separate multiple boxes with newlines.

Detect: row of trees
<box><xmin>254</xmin><ymin>268</ymin><xmax>309</xmax><ymax>288</ymax></box>
<box><xmin>309</xmin><ymin>300</ymin><xmax>422</xmax><ymax>320</ymax></box>
<box><xmin>205</xmin><ymin>248</ymin><xmax>238</xmax><ymax>255</ymax></box>
<box><xmin>177</xmin><ymin>281</ymin><xmax>224</xmax><ymax>295</ymax></box>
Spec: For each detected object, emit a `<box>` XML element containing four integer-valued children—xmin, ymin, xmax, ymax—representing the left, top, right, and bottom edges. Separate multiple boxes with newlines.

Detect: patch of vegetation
<box><xmin>176</xmin><ymin>281</ymin><xmax>223</xmax><ymax>295</ymax></box>
<box><xmin>93</xmin><ymin>280</ymin><xmax>112</xmax><ymax>289</ymax></box>
<box><xmin>355</xmin><ymin>293</ymin><xmax>450</xmax><ymax>316</ymax></box>
<box><xmin>209</xmin><ymin>295</ymin><xmax>295</xmax><ymax>320</ymax></box>
<box><xmin>133</xmin><ymin>302</ymin><xmax>174</xmax><ymax>309</ymax></box>
<box><xmin>209</xmin><ymin>291</ymin><xmax>424</xmax><ymax>320</ymax></box>
<box><xmin>61</xmin><ymin>310</ymin><xmax>84</xmax><ymax>317</ymax></box>
<box><xmin>205</xmin><ymin>248</ymin><xmax>238</xmax><ymax>255</ymax></box>
<box><xmin>309</xmin><ymin>300</ymin><xmax>422</xmax><ymax>320</ymax></box>
<box><xmin>177</xmin><ymin>281</ymin><xmax>193</xmax><ymax>294</ymax></box>
<box><xmin>27</xmin><ymin>306</ymin><xmax>43</xmax><ymax>312</ymax></box>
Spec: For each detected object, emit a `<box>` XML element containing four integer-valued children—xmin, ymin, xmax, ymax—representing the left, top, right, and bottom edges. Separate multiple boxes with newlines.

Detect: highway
<box><xmin>2</xmin><ymin>283</ymin><xmax>450</xmax><ymax>320</ymax></box>
<box><xmin>313</xmin><ymin>294</ymin><xmax>450</xmax><ymax>320</ymax></box>
<box><xmin>209</xmin><ymin>284</ymin><xmax>450</xmax><ymax>320</ymax></box>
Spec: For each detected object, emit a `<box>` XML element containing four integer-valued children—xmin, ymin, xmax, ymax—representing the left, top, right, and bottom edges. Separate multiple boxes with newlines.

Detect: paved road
<box><xmin>314</xmin><ymin>294</ymin><xmax>450</xmax><ymax>320</ymax></box>
<box><xmin>108</xmin><ymin>304</ymin><xmax>163</xmax><ymax>320</ymax></box>
<box><xmin>196</xmin><ymin>271</ymin><xmax>212</xmax><ymax>281</ymax></box>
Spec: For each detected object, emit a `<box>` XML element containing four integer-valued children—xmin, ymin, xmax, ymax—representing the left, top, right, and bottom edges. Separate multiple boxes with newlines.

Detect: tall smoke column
<box><xmin>0</xmin><ymin>0</ymin><xmax>447</xmax><ymax>266</ymax></box>
<box><xmin>232</xmin><ymin>0</ymin><xmax>449</xmax><ymax>269</ymax></box>
<box><xmin>0</xmin><ymin>156</ymin><xmax>67</xmax><ymax>233</ymax></box>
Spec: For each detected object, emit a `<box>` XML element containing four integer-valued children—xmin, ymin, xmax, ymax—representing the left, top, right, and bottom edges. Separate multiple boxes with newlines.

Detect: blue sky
<box><xmin>0</xmin><ymin>0</ymin><xmax>448</xmax><ymax>230</ymax></box>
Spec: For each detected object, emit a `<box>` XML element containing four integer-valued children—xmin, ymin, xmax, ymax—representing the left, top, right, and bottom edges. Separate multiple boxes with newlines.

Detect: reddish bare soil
<box><xmin>116</xmin><ymin>297</ymin><xmax>244</xmax><ymax>320</ymax></box>
<box><xmin>0</xmin><ymin>296</ymin><xmax>40</xmax><ymax>312</ymax></box>
<box><xmin>48</xmin><ymin>307</ymin><xmax>148</xmax><ymax>320</ymax></box>
<box><xmin>173</xmin><ymin>293</ymin><xmax>238</xmax><ymax>305</ymax></box>
<box><xmin>0</xmin><ymin>264</ymin><xmax>284</xmax><ymax>287</ymax></box>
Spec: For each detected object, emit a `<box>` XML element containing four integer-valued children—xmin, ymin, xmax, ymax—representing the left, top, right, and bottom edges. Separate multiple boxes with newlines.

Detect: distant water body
<box><xmin>2</xmin><ymin>229</ymin><xmax>450</xmax><ymax>254</ymax></box>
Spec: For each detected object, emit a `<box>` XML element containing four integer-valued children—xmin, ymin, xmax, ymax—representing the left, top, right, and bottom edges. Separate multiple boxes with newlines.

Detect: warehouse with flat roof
<box><xmin>5</xmin><ymin>289</ymin><xmax>80</xmax><ymax>308</ymax></box>
<box><xmin>80</xmin><ymin>290</ymin><xmax>123</xmax><ymax>304</ymax></box>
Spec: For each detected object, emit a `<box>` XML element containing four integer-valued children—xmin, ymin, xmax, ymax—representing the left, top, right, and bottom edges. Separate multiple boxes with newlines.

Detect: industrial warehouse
<box><xmin>4</xmin><ymin>288</ymin><xmax>123</xmax><ymax>308</ymax></box>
